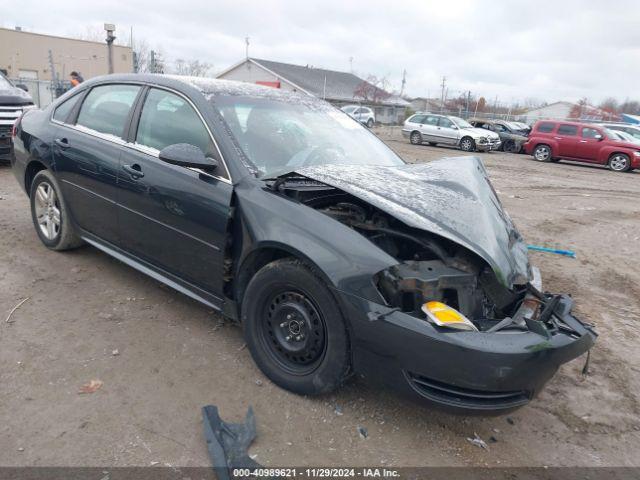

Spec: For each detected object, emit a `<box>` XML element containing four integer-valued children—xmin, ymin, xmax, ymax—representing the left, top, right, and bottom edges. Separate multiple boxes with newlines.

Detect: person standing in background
<box><xmin>70</xmin><ymin>71</ymin><xmax>84</xmax><ymax>87</ymax></box>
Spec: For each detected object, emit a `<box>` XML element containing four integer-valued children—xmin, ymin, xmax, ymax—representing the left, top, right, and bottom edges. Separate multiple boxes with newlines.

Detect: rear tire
<box><xmin>460</xmin><ymin>136</ymin><xmax>475</xmax><ymax>152</ymax></box>
<box><xmin>608</xmin><ymin>153</ymin><xmax>631</xmax><ymax>172</ymax></box>
<box><xmin>242</xmin><ymin>258</ymin><xmax>350</xmax><ymax>395</ymax></box>
<box><xmin>366</xmin><ymin>118</ymin><xmax>374</xmax><ymax>128</ymax></box>
<box><xmin>533</xmin><ymin>144</ymin><xmax>552</xmax><ymax>162</ymax></box>
<box><xmin>410</xmin><ymin>131</ymin><xmax>423</xmax><ymax>145</ymax></box>
<box><xmin>29</xmin><ymin>170</ymin><xmax>83</xmax><ymax>251</ymax></box>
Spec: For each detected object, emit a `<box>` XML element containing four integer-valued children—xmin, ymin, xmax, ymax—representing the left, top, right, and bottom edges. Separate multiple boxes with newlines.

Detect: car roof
<box><xmin>535</xmin><ymin>119</ymin><xmax>598</xmax><ymax>128</ymax></box>
<box><xmin>78</xmin><ymin>73</ymin><xmax>323</xmax><ymax>104</ymax></box>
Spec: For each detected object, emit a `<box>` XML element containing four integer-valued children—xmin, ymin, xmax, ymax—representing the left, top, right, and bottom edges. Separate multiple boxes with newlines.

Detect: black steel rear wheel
<box><xmin>242</xmin><ymin>258</ymin><xmax>350</xmax><ymax>395</ymax></box>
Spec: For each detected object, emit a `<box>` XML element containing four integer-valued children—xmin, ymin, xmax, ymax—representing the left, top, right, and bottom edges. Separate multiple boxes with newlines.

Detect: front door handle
<box><xmin>122</xmin><ymin>164</ymin><xmax>144</xmax><ymax>179</ymax></box>
<box><xmin>54</xmin><ymin>138</ymin><xmax>70</xmax><ymax>149</ymax></box>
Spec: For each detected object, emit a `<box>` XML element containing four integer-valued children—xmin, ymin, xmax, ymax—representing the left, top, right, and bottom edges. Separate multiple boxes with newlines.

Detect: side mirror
<box><xmin>159</xmin><ymin>143</ymin><xmax>218</xmax><ymax>172</ymax></box>
<box><xmin>16</xmin><ymin>84</ymin><xmax>29</xmax><ymax>92</ymax></box>
<box><xmin>594</xmin><ymin>134</ymin><xmax>603</xmax><ymax>141</ymax></box>
<box><xmin>451</xmin><ymin>125</ymin><xmax>458</xmax><ymax>130</ymax></box>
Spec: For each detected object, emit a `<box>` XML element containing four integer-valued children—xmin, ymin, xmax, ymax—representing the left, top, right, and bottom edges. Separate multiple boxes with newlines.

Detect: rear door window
<box><xmin>537</xmin><ymin>122</ymin><xmax>555</xmax><ymax>133</ymax></box>
<box><xmin>409</xmin><ymin>114</ymin><xmax>426</xmax><ymax>124</ymax></box>
<box><xmin>76</xmin><ymin>84</ymin><xmax>140</xmax><ymax>137</ymax></box>
<box><xmin>558</xmin><ymin>124</ymin><xmax>578</xmax><ymax>136</ymax></box>
<box><xmin>424</xmin><ymin>115</ymin><xmax>439</xmax><ymax>126</ymax></box>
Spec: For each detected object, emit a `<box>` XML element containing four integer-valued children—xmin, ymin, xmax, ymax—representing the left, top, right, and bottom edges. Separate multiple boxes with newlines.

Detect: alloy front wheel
<box><xmin>609</xmin><ymin>154</ymin><xmax>630</xmax><ymax>172</ymax></box>
<box><xmin>460</xmin><ymin>137</ymin><xmax>475</xmax><ymax>152</ymax></box>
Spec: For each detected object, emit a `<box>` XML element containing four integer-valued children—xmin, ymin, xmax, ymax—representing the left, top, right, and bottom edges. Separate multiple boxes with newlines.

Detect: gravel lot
<box><xmin>1</xmin><ymin>127</ymin><xmax>639</xmax><ymax>468</ymax></box>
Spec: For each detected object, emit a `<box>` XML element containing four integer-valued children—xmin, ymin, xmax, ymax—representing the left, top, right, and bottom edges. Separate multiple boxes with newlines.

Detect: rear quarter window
<box><xmin>537</xmin><ymin>122</ymin><xmax>555</xmax><ymax>133</ymax></box>
<box><xmin>53</xmin><ymin>94</ymin><xmax>81</xmax><ymax>124</ymax></box>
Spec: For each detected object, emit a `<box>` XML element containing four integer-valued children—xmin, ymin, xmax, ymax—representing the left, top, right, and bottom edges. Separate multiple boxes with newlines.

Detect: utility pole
<box><xmin>465</xmin><ymin>90</ymin><xmax>471</xmax><ymax>118</ymax></box>
<box><xmin>150</xmin><ymin>50</ymin><xmax>156</xmax><ymax>74</ymax></box>
<box><xmin>245</xmin><ymin>36</ymin><xmax>250</xmax><ymax>60</ymax></box>
<box><xmin>349</xmin><ymin>56</ymin><xmax>354</xmax><ymax>73</ymax></box>
<box><xmin>104</xmin><ymin>24</ymin><xmax>116</xmax><ymax>74</ymax></box>
<box><xmin>400</xmin><ymin>69</ymin><xmax>406</xmax><ymax>97</ymax></box>
<box><xmin>440</xmin><ymin>76</ymin><xmax>446</xmax><ymax>113</ymax></box>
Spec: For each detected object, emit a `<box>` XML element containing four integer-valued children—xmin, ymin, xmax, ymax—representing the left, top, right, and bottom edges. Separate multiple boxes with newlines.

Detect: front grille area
<box><xmin>0</xmin><ymin>106</ymin><xmax>25</xmax><ymax>130</ymax></box>
<box><xmin>405</xmin><ymin>371</ymin><xmax>530</xmax><ymax>410</ymax></box>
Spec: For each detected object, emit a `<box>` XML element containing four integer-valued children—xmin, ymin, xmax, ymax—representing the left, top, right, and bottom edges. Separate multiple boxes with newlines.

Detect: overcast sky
<box><xmin>3</xmin><ymin>0</ymin><xmax>639</xmax><ymax>105</ymax></box>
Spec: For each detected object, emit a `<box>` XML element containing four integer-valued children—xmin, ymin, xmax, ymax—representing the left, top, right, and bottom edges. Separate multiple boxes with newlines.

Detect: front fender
<box><xmin>234</xmin><ymin>179</ymin><xmax>397</xmax><ymax>302</ymax></box>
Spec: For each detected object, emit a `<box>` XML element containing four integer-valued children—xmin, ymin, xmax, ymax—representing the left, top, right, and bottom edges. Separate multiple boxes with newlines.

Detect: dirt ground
<box><xmin>1</xmin><ymin>127</ymin><xmax>640</xmax><ymax>469</ymax></box>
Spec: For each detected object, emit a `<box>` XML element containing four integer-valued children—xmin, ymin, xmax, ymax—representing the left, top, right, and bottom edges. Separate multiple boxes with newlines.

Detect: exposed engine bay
<box><xmin>269</xmin><ymin>174</ymin><xmax>559</xmax><ymax>334</ymax></box>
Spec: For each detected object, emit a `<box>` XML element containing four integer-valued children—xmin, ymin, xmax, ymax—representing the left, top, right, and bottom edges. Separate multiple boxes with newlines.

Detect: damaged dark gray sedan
<box><xmin>11</xmin><ymin>74</ymin><xmax>596</xmax><ymax>413</ymax></box>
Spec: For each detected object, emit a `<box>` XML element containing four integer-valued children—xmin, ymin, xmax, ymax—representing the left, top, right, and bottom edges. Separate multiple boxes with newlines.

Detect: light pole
<box><xmin>104</xmin><ymin>23</ymin><xmax>116</xmax><ymax>74</ymax></box>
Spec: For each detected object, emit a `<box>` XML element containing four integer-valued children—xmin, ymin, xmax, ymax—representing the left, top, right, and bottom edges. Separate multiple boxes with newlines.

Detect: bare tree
<box><xmin>598</xmin><ymin>97</ymin><xmax>619</xmax><ymax>113</ymax></box>
<box><xmin>353</xmin><ymin>75</ymin><xmax>391</xmax><ymax>104</ymax></box>
<box><xmin>173</xmin><ymin>59</ymin><xmax>214</xmax><ymax>77</ymax></box>
<box><xmin>132</xmin><ymin>38</ymin><xmax>167</xmax><ymax>73</ymax></box>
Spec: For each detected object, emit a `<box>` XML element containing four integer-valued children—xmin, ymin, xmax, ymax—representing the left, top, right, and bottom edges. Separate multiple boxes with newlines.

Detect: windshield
<box><xmin>341</xmin><ymin>106</ymin><xmax>357</xmax><ymax>114</ymax></box>
<box><xmin>211</xmin><ymin>96</ymin><xmax>404</xmax><ymax>178</ymax></box>
<box><xmin>450</xmin><ymin>116</ymin><xmax>473</xmax><ymax>128</ymax></box>
<box><xmin>0</xmin><ymin>74</ymin><xmax>13</xmax><ymax>89</ymax></box>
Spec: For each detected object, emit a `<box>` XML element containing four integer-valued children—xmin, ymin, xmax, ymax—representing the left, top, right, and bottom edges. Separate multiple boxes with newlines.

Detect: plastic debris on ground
<box><xmin>202</xmin><ymin>405</ymin><xmax>261</xmax><ymax>480</ymax></box>
<box><xmin>466</xmin><ymin>432</ymin><xmax>488</xmax><ymax>449</ymax></box>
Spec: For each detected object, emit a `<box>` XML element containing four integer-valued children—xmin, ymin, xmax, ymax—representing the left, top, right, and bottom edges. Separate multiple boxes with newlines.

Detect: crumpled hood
<box><xmin>296</xmin><ymin>157</ymin><xmax>530</xmax><ymax>288</ymax></box>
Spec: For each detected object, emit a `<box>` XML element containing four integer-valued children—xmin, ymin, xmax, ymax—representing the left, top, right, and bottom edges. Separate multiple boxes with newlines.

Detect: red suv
<box><xmin>523</xmin><ymin>120</ymin><xmax>640</xmax><ymax>172</ymax></box>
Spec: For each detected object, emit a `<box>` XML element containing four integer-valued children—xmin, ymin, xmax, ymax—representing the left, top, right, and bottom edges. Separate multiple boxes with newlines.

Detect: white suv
<box><xmin>341</xmin><ymin>105</ymin><xmax>375</xmax><ymax>128</ymax></box>
<box><xmin>402</xmin><ymin>113</ymin><xmax>501</xmax><ymax>152</ymax></box>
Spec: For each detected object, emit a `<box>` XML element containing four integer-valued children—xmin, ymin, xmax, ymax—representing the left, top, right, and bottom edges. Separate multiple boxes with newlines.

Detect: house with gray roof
<box><xmin>216</xmin><ymin>58</ymin><xmax>409</xmax><ymax>124</ymax></box>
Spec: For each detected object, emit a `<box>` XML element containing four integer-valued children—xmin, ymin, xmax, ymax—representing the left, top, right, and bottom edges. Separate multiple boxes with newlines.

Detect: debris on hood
<box><xmin>296</xmin><ymin>157</ymin><xmax>530</xmax><ymax>288</ymax></box>
<box><xmin>202</xmin><ymin>405</ymin><xmax>261</xmax><ymax>480</ymax></box>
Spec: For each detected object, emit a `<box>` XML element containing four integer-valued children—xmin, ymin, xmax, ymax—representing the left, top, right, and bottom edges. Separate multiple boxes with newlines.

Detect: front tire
<box><xmin>366</xmin><ymin>118</ymin><xmax>374</xmax><ymax>128</ymax></box>
<box><xmin>30</xmin><ymin>170</ymin><xmax>83</xmax><ymax>251</ymax></box>
<box><xmin>460</xmin><ymin>136</ymin><xmax>475</xmax><ymax>152</ymax></box>
<box><xmin>410</xmin><ymin>131</ymin><xmax>422</xmax><ymax>145</ymax></box>
<box><xmin>242</xmin><ymin>258</ymin><xmax>350</xmax><ymax>395</ymax></box>
<box><xmin>608</xmin><ymin>153</ymin><xmax>631</xmax><ymax>172</ymax></box>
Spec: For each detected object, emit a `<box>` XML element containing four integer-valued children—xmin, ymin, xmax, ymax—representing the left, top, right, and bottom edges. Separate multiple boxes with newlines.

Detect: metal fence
<box><xmin>8</xmin><ymin>78</ymin><xmax>72</xmax><ymax>108</ymax></box>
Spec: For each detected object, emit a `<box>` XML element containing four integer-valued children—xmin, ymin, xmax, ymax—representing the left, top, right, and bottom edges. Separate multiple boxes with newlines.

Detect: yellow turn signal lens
<box><xmin>421</xmin><ymin>301</ymin><xmax>478</xmax><ymax>331</ymax></box>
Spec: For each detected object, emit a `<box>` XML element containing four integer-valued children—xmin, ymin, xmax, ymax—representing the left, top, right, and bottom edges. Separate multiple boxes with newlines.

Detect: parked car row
<box><xmin>402</xmin><ymin>113</ymin><xmax>501</xmax><ymax>152</ymax></box>
<box><xmin>524</xmin><ymin>120</ymin><xmax>640</xmax><ymax>172</ymax></box>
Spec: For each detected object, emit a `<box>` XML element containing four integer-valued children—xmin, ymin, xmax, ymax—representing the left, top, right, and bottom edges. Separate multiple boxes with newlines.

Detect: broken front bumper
<box><xmin>335</xmin><ymin>290</ymin><xmax>596</xmax><ymax>414</ymax></box>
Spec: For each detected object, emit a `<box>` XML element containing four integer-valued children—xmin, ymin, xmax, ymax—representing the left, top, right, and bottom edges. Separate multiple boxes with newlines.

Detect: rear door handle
<box><xmin>54</xmin><ymin>138</ymin><xmax>70</xmax><ymax>149</ymax></box>
<box><xmin>122</xmin><ymin>164</ymin><xmax>144</xmax><ymax>179</ymax></box>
